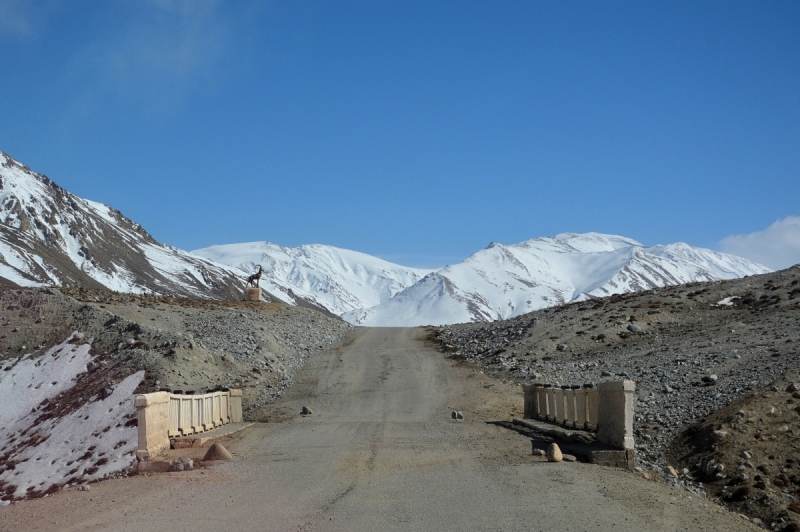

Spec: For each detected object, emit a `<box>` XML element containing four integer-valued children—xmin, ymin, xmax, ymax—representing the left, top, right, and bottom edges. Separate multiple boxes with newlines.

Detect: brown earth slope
<box><xmin>0</xmin><ymin>286</ymin><xmax>353</xmax><ymax>415</ymax></box>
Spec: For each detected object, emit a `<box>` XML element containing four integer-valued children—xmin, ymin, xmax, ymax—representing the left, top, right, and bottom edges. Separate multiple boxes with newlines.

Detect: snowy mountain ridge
<box><xmin>0</xmin><ymin>151</ymin><xmax>245</xmax><ymax>298</ymax></box>
<box><xmin>0</xmin><ymin>151</ymin><xmax>771</xmax><ymax>325</ymax></box>
<box><xmin>341</xmin><ymin>232</ymin><xmax>771</xmax><ymax>326</ymax></box>
<box><xmin>199</xmin><ymin>233</ymin><xmax>771</xmax><ymax>327</ymax></box>
<box><xmin>191</xmin><ymin>242</ymin><xmax>435</xmax><ymax>315</ymax></box>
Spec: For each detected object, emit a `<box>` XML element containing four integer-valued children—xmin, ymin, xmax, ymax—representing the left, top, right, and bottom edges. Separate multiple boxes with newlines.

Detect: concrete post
<box><xmin>574</xmin><ymin>389</ymin><xmax>587</xmax><ymax>428</ymax></box>
<box><xmin>545</xmin><ymin>386</ymin><xmax>555</xmax><ymax>422</ymax></box>
<box><xmin>522</xmin><ymin>384</ymin><xmax>537</xmax><ymax>419</ymax></box>
<box><xmin>564</xmin><ymin>389</ymin><xmax>576</xmax><ymax>428</ymax></box>
<box><xmin>135</xmin><ymin>392</ymin><xmax>171</xmax><ymax>461</ymax></box>
<box><xmin>229</xmin><ymin>388</ymin><xmax>243</xmax><ymax>423</ymax></box>
<box><xmin>536</xmin><ymin>387</ymin><xmax>548</xmax><ymax>420</ymax></box>
<box><xmin>585</xmin><ymin>387</ymin><xmax>599</xmax><ymax>431</ymax></box>
<box><xmin>553</xmin><ymin>389</ymin><xmax>564</xmax><ymax>423</ymax></box>
<box><xmin>596</xmin><ymin>380</ymin><xmax>635</xmax><ymax>450</ymax></box>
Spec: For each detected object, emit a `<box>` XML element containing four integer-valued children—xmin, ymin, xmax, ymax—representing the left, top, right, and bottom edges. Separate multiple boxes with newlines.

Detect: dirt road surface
<box><xmin>1</xmin><ymin>328</ymin><xmax>757</xmax><ymax>531</ymax></box>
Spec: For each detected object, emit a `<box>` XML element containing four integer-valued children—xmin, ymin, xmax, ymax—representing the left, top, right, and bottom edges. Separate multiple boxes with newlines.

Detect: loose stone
<box><xmin>546</xmin><ymin>443</ymin><xmax>563</xmax><ymax>462</ymax></box>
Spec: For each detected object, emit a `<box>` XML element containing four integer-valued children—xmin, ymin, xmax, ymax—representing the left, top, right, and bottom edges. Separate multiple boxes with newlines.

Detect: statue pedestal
<box><xmin>245</xmin><ymin>287</ymin><xmax>262</xmax><ymax>302</ymax></box>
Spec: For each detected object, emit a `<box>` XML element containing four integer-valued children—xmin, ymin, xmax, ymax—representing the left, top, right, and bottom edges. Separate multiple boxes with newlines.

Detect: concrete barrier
<box><xmin>522</xmin><ymin>380</ymin><xmax>634</xmax><ymax>450</ymax></box>
<box><xmin>136</xmin><ymin>389</ymin><xmax>242</xmax><ymax>461</ymax></box>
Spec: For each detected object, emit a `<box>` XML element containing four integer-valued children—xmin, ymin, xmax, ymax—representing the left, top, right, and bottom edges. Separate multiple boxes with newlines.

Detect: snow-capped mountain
<box><xmin>0</xmin><ymin>151</ymin><xmax>245</xmax><ymax>298</ymax></box>
<box><xmin>0</xmin><ymin>151</ymin><xmax>772</xmax><ymax>325</ymax></box>
<box><xmin>191</xmin><ymin>242</ymin><xmax>434</xmax><ymax>314</ymax></box>
<box><xmin>341</xmin><ymin>233</ymin><xmax>771</xmax><ymax>327</ymax></box>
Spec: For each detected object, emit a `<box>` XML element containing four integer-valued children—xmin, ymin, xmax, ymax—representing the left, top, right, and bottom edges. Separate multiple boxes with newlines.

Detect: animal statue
<box><xmin>246</xmin><ymin>265</ymin><xmax>263</xmax><ymax>288</ymax></box>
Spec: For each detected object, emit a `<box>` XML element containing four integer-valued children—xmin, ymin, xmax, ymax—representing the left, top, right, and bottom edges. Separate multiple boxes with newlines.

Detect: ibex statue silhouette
<box><xmin>246</xmin><ymin>265</ymin><xmax>263</xmax><ymax>288</ymax></box>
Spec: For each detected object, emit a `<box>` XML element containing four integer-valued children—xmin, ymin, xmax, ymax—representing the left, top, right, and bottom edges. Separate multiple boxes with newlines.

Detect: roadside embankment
<box><xmin>0</xmin><ymin>286</ymin><xmax>353</xmax><ymax>501</ymax></box>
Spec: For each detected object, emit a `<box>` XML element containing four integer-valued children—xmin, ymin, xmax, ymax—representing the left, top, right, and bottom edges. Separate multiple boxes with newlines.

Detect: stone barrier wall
<box><xmin>522</xmin><ymin>380</ymin><xmax>635</xmax><ymax>450</ymax></box>
<box><xmin>135</xmin><ymin>389</ymin><xmax>242</xmax><ymax>461</ymax></box>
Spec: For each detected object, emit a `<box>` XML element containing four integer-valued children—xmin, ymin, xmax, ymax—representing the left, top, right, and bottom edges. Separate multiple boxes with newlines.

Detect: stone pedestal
<box><xmin>245</xmin><ymin>287</ymin><xmax>262</xmax><ymax>302</ymax></box>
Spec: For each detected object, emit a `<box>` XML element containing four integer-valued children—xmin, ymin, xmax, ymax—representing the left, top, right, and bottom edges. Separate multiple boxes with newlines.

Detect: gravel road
<box><xmin>0</xmin><ymin>328</ymin><xmax>757</xmax><ymax>531</ymax></box>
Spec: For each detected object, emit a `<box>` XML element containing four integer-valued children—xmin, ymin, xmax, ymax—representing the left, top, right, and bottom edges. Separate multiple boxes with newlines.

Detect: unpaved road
<box><xmin>1</xmin><ymin>328</ymin><xmax>756</xmax><ymax>531</ymax></box>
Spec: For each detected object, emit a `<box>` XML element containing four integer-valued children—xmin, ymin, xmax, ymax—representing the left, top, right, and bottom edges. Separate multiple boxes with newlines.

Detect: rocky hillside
<box><xmin>429</xmin><ymin>265</ymin><xmax>800</xmax><ymax>523</ymax></box>
<box><xmin>0</xmin><ymin>286</ymin><xmax>352</xmax><ymax>405</ymax></box>
<box><xmin>0</xmin><ymin>152</ymin><xmax>246</xmax><ymax>299</ymax></box>
<box><xmin>668</xmin><ymin>369</ymin><xmax>800</xmax><ymax>530</ymax></box>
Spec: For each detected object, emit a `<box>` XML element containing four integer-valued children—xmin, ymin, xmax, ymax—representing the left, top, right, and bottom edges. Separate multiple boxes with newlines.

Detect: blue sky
<box><xmin>1</xmin><ymin>1</ymin><xmax>798</xmax><ymax>268</ymax></box>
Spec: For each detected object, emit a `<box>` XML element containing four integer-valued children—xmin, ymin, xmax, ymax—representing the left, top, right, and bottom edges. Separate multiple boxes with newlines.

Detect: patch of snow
<box><xmin>0</xmin><ymin>335</ymin><xmax>144</xmax><ymax>501</ymax></box>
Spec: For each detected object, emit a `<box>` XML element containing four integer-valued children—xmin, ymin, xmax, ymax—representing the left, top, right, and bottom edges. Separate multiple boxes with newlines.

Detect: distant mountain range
<box><xmin>340</xmin><ymin>233</ymin><xmax>771</xmax><ymax>326</ymax></box>
<box><xmin>0</xmin><ymin>151</ymin><xmax>772</xmax><ymax>325</ymax></box>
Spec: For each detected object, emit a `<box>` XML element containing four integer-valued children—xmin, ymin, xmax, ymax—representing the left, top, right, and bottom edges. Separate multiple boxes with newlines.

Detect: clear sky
<box><xmin>1</xmin><ymin>1</ymin><xmax>798</xmax><ymax>268</ymax></box>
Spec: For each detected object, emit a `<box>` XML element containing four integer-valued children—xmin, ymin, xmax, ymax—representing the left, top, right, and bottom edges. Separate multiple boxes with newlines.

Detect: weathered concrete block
<box><xmin>596</xmin><ymin>380</ymin><xmax>635</xmax><ymax>450</ymax></box>
<box><xmin>137</xmin><ymin>460</ymin><xmax>171</xmax><ymax>473</ymax></box>
<box><xmin>135</xmin><ymin>391</ymin><xmax>171</xmax><ymax>461</ymax></box>
<box><xmin>170</xmin><ymin>438</ymin><xmax>196</xmax><ymax>449</ymax></box>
